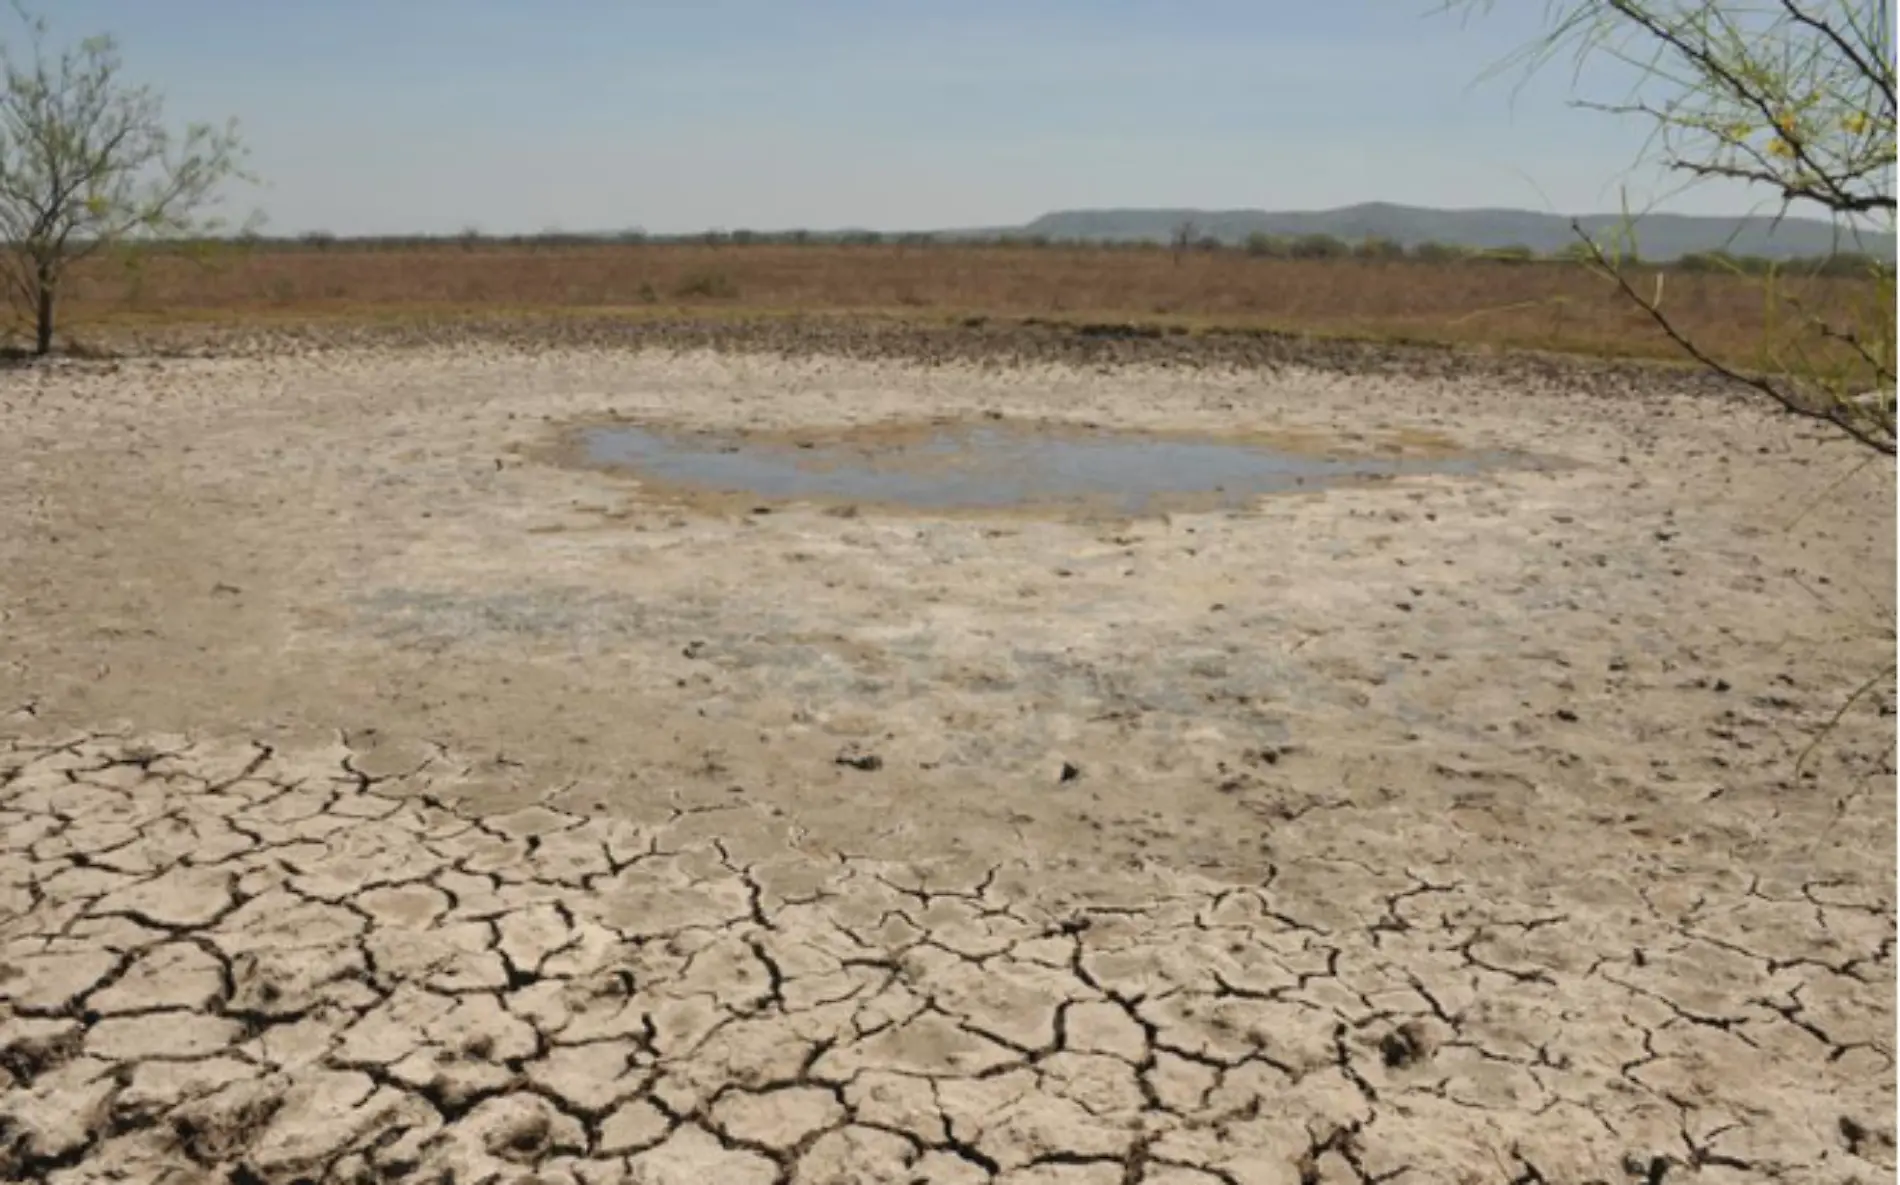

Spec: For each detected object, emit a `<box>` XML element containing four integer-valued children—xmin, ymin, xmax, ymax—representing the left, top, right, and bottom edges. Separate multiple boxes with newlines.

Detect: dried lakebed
<box><xmin>0</xmin><ymin>341</ymin><xmax>1893</xmax><ymax>1183</ymax></box>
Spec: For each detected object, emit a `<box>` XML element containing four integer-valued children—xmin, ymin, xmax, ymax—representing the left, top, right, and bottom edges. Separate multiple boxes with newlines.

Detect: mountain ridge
<box><xmin>962</xmin><ymin>201</ymin><xmax>1892</xmax><ymax>260</ymax></box>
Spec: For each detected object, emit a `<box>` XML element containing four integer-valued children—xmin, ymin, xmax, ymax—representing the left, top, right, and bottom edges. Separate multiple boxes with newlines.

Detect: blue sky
<box><xmin>36</xmin><ymin>0</ymin><xmax>1774</xmax><ymax>236</ymax></box>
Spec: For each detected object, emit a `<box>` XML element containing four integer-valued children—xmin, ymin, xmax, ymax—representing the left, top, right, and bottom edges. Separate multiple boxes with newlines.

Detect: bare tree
<box><xmin>1171</xmin><ymin>218</ymin><xmax>1199</xmax><ymax>267</ymax></box>
<box><xmin>0</xmin><ymin>3</ymin><xmax>248</xmax><ymax>355</ymax></box>
<box><xmin>1449</xmin><ymin>0</ymin><xmax>1894</xmax><ymax>455</ymax></box>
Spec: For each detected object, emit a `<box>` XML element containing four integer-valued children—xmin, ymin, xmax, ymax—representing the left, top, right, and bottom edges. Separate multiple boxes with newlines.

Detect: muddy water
<box><xmin>578</xmin><ymin>420</ymin><xmax>1543</xmax><ymax>515</ymax></box>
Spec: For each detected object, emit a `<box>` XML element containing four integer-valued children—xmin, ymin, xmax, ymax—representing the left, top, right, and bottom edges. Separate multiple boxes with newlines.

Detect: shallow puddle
<box><xmin>576</xmin><ymin>420</ymin><xmax>1541</xmax><ymax>516</ymax></box>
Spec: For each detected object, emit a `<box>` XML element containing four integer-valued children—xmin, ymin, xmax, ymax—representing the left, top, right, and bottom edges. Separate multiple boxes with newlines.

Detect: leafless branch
<box><xmin>1569</xmin><ymin>217</ymin><xmax>1896</xmax><ymax>454</ymax></box>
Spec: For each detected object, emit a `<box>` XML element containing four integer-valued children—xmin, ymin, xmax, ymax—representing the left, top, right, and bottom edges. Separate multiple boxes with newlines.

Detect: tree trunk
<box><xmin>33</xmin><ymin>266</ymin><xmax>53</xmax><ymax>357</ymax></box>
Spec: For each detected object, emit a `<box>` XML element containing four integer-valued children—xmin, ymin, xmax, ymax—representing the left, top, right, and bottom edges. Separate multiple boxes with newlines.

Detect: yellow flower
<box><xmin>1844</xmin><ymin>112</ymin><xmax>1870</xmax><ymax>134</ymax></box>
<box><xmin>1767</xmin><ymin>138</ymin><xmax>1795</xmax><ymax>158</ymax></box>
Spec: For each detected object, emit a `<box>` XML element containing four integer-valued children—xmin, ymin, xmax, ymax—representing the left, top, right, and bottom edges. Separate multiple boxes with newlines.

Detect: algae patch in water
<box><xmin>572</xmin><ymin>420</ymin><xmax>1541</xmax><ymax>516</ymax></box>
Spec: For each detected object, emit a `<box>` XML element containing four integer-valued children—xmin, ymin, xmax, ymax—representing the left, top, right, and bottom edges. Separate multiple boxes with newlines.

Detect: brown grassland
<box><xmin>32</xmin><ymin>239</ymin><xmax>1890</xmax><ymax>371</ymax></box>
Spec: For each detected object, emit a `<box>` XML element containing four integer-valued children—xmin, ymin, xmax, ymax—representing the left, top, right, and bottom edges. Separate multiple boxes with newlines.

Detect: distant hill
<box><xmin>991</xmin><ymin>202</ymin><xmax>1892</xmax><ymax>261</ymax></box>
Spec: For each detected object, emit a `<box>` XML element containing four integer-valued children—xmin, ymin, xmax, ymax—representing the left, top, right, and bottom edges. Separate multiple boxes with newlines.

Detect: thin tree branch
<box><xmin>1569</xmin><ymin>217</ymin><xmax>1896</xmax><ymax>454</ymax></box>
<box><xmin>1777</xmin><ymin>0</ymin><xmax>1896</xmax><ymax>111</ymax></box>
<box><xmin>1797</xmin><ymin>660</ymin><xmax>1898</xmax><ymax>773</ymax></box>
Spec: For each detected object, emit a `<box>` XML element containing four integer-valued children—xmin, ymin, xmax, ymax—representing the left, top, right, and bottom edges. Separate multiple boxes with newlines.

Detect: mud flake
<box><xmin>1066</xmin><ymin>1000</ymin><xmax>1148</xmax><ymax>1063</ymax></box>
<box><xmin>647</xmin><ymin>992</ymin><xmax>727</xmax><ymax>1058</ymax></box>
<box><xmin>598</xmin><ymin>1098</ymin><xmax>674</xmax><ymax>1154</ymax></box>
<box><xmin>117</xmin><ymin>1056</ymin><xmax>259</xmax><ymax>1124</ymax></box>
<box><xmin>0</xmin><ymin>1059</ymin><xmax>116</xmax><ymax>1176</ymax></box>
<box><xmin>596</xmin><ymin>865</ymin><xmax>752</xmax><ymax>936</ymax></box>
<box><xmin>287</xmin><ymin>837</ymin><xmax>443</xmax><ymax>900</ymax></box>
<box><xmin>459</xmin><ymin>1092</ymin><xmax>588</xmax><ymax>1165</ymax></box>
<box><xmin>34</xmin><ymin>862</ymin><xmax>140</xmax><ymax>904</ymax></box>
<box><xmin>996</xmin><ymin>1165</ymin><xmax>1125</xmax><ymax>1185</ymax></box>
<box><xmin>334</xmin><ymin>988</ymin><xmax>456</xmax><ymax>1068</ymax></box>
<box><xmin>248</xmin><ymin>1071</ymin><xmax>431</xmax><ymax>1180</ymax></box>
<box><xmin>1140</xmin><ymin>1170</ymin><xmax>1231</xmax><ymax>1185</ymax></box>
<box><xmin>1145</xmin><ymin>1050</ymin><xmax>1217</xmax><ymax>1114</ymax></box>
<box><xmin>906</xmin><ymin>1151</ymin><xmax>995</xmax><ymax>1184</ymax></box>
<box><xmin>228</xmin><ymin>943</ymin><xmax>376</xmax><ymax>1017</ymax></box>
<box><xmin>355</xmin><ymin>881</ymin><xmax>452</xmax><ymax>929</ymax></box>
<box><xmin>0</xmin><ymin>1016</ymin><xmax>84</xmax><ymax>1083</ymax></box>
<box><xmin>979</xmin><ymin>1094</ymin><xmax>1134</xmax><ymax>1169</ymax></box>
<box><xmin>425</xmin><ymin>993</ymin><xmax>541</xmax><ymax>1062</ymax></box>
<box><xmin>2</xmin><ymin>949</ymin><xmax>118</xmax><ymax>1012</ymax></box>
<box><xmin>211</xmin><ymin>889</ymin><xmax>363</xmax><ymax>954</ymax></box>
<box><xmin>1040</xmin><ymin>1052</ymin><xmax>1146</xmax><ymax>1116</ymax></box>
<box><xmin>792</xmin><ymin>1124</ymin><xmax>918</xmax><ymax>1183</ymax></box>
<box><xmin>712</xmin><ymin>1085</ymin><xmax>844</xmax><ymax>1150</ymax></box>
<box><xmin>906</xmin><ymin>948</ymin><xmax>1082</xmax><ymax>1049</ymax></box>
<box><xmin>525</xmin><ymin>827</ymin><xmax>613</xmax><ymax>884</ymax></box>
<box><xmin>92</xmin><ymin>864</ymin><xmax>235</xmax><ymax>928</ymax></box>
<box><xmin>85</xmin><ymin>1011</ymin><xmax>244</xmax><ymax>1060</ymax></box>
<box><xmin>526</xmin><ymin>1039</ymin><xmax>649</xmax><ymax>1114</ymax></box>
<box><xmin>626</xmin><ymin>1122</ymin><xmax>777</xmax><ymax>1185</ymax></box>
<box><xmin>496</xmin><ymin>902</ymin><xmax>573</xmax><ymax>974</ymax></box>
<box><xmin>815</xmin><ymin>1010</ymin><xmax>1021</xmax><ymax>1079</ymax></box>
<box><xmin>89</xmin><ymin>941</ymin><xmax>224</xmax><ymax>1014</ymax></box>
<box><xmin>34</xmin><ymin>818</ymin><xmax>139</xmax><ymax>864</ymax></box>
<box><xmin>364</xmin><ymin>919</ymin><xmax>510</xmax><ymax>993</ymax></box>
<box><xmin>844</xmin><ymin>1070</ymin><xmax>949</xmax><ymax>1144</ymax></box>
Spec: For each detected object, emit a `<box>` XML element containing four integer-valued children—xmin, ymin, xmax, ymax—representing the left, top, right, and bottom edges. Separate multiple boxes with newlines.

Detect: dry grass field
<box><xmin>42</xmin><ymin>240</ymin><xmax>1887</xmax><ymax>370</ymax></box>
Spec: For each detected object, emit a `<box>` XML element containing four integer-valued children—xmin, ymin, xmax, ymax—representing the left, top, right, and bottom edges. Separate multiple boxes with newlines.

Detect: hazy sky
<box><xmin>38</xmin><ymin>0</ymin><xmax>1775</xmax><ymax>236</ymax></box>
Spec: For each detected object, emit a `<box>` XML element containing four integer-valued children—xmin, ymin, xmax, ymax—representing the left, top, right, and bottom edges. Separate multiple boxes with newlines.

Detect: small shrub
<box><xmin>1482</xmin><ymin>244</ymin><xmax>1537</xmax><ymax>264</ymax></box>
<box><xmin>1410</xmin><ymin>240</ymin><xmax>1465</xmax><ymax>263</ymax></box>
<box><xmin>1795</xmin><ymin>251</ymin><xmax>1888</xmax><ymax>278</ymax></box>
<box><xmin>1549</xmin><ymin>241</ymin><xmax>1606</xmax><ymax>265</ymax></box>
<box><xmin>1288</xmin><ymin>233</ymin><xmax>1348</xmax><ymax>260</ymax></box>
<box><xmin>673</xmin><ymin>271</ymin><xmax>739</xmax><ymax>299</ymax></box>
<box><xmin>1354</xmin><ymin>236</ymin><xmax>1405</xmax><ymax>260</ymax></box>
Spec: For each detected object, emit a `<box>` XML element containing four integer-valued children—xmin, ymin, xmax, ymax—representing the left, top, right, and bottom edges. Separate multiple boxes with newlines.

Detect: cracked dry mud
<box><xmin>1</xmin><ymin>336</ymin><xmax>1895</xmax><ymax>1183</ymax></box>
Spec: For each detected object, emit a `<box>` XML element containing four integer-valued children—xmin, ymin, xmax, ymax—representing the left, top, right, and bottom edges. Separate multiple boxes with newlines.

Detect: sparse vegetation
<box><xmin>1170</xmin><ymin>219</ymin><xmax>1198</xmax><ymax>266</ymax></box>
<box><xmin>0</xmin><ymin>2</ymin><xmax>248</xmax><ymax>353</ymax></box>
<box><xmin>45</xmin><ymin>237</ymin><xmax>1883</xmax><ymax>372</ymax></box>
<box><xmin>1452</xmin><ymin>0</ymin><xmax>1895</xmax><ymax>767</ymax></box>
<box><xmin>671</xmin><ymin>269</ymin><xmax>739</xmax><ymax>300</ymax></box>
<box><xmin>1453</xmin><ymin>0</ymin><xmax>1894</xmax><ymax>455</ymax></box>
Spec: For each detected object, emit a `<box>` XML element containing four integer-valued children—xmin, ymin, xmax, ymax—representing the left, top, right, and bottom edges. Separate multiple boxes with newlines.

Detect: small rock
<box><xmin>1059</xmin><ymin>761</ymin><xmax>1082</xmax><ymax>783</ymax></box>
<box><xmin>835</xmin><ymin>746</ymin><xmax>882</xmax><ymax>772</ymax></box>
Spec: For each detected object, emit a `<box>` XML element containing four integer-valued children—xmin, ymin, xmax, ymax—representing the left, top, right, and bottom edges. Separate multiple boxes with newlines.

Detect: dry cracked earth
<box><xmin>0</xmin><ymin>322</ymin><xmax>1895</xmax><ymax>1183</ymax></box>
